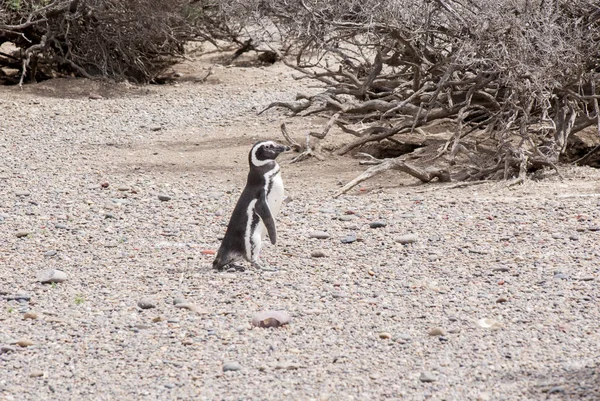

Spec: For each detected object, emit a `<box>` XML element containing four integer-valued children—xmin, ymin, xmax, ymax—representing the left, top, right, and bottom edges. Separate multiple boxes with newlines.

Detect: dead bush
<box><xmin>0</xmin><ymin>0</ymin><xmax>205</xmax><ymax>83</ymax></box>
<box><xmin>213</xmin><ymin>0</ymin><xmax>600</xmax><ymax>189</ymax></box>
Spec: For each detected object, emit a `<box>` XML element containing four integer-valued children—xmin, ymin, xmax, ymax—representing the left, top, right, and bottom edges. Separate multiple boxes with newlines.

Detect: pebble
<box><xmin>496</xmin><ymin>296</ymin><xmax>508</xmax><ymax>303</ymax></box>
<box><xmin>394</xmin><ymin>333</ymin><xmax>412</xmax><ymax>343</ymax></box>
<box><xmin>309</xmin><ymin>231</ymin><xmax>330</xmax><ymax>239</ymax></box>
<box><xmin>15</xmin><ymin>231</ymin><xmax>30</xmax><ymax>238</ymax></box>
<box><xmin>15</xmin><ymin>190</ymin><xmax>30</xmax><ymax>197</ymax></box>
<box><xmin>5</xmin><ymin>292</ymin><xmax>31</xmax><ymax>301</ymax></box>
<box><xmin>395</xmin><ymin>234</ymin><xmax>418</xmax><ymax>244</ymax></box>
<box><xmin>419</xmin><ymin>371</ymin><xmax>437</xmax><ymax>382</ymax></box>
<box><xmin>577</xmin><ymin>276</ymin><xmax>595</xmax><ymax>281</ymax></box>
<box><xmin>428</xmin><ymin>327</ymin><xmax>446</xmax><ymax>336</ymax></box>
<box><xmin>476</xmin><ymin>318</ymin><xmax>502</xmax><ymax>330</ymax></box>
<box><xmin>29</xmin><ymin>370</ymin><xmax>44</xmax><ymax>378</ymax></box>
<box><xmin>36</xmin><ymin>269</ymin><xmax>67</xmax><ymax>284</ymax></box>
<box><xmin>551</xmin><ymin>233</ymin><xmax>563</xmax><ymax>239</ymax></box>
<box><xmin>158</xmin><ymin>194</ymin><xmax>172</xmax><ymax>201</ymax></box>
<box><xmin>310</xmin><ymin>250</ymin><xmax>327</xmax><ymax>258</ymax></box>
<box><xmin>172</xmin><ymin>296</ymin><xmax>186</xmax><ymax>305</ymax></box>
<box><xmin>23</xmin><ymin>312</ymin><xmax>38</xmax><ymax>320</ymax></box>
<box><xmin>0</xmin><ymin>346</ymin><xmax>16</xmax><ymax>354</ymax></box>
<box><xmin>44</xmin><ymin>250</ymin><xmax>57</xmax><ymax>257</ymax></box>
<box><xmin>341</xmin><ymin>233</ymin><xmax>357</xmax><ymax>244</ymax></box>
<box><xmin>369</xmin><ymin>221</ymin><xmax>387</xmax><ymax>228</ymax></box>
<box><xmin>223</xmin><ymin>362</ymin><xmax>242</xmax><ymax>372</ymax></box>
<box><xmin>14</xmin><ymin>339</ymin><xmax>34</xmax><ymax>347</ymax></box>
<box><xmin>492</xmin><ymin>266</ymin><xmax>510</xmax><ymax>272</ymax></box>
<box><xmin>378</xmin><ymin>332</ymin><xmax>392</xmax><ymax>339</ymax></box>
<box><xmin>251</xmin><ymin>310</ymin><xmax>291</xmax><ymax>328</ymax></box>
<box><xmin>174</xmin><ymin>303</ymin><xmax>200</xmax><ymax>313</ymax></box>
<box><xmin>553</xmin><ymin>272</ymin><xmax>569</xmax><ymax>280</ymax></box>
<box><xmin>137</xmin><ymin>299</ymin><xmax>157</xmax><ymax>309</ymax></box>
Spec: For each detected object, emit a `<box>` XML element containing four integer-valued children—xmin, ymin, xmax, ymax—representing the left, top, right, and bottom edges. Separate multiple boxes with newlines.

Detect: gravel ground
<box><xmin>1</xmin><ymin>53</ymin><xmax>600</xmax><ymax>401</ymax></box>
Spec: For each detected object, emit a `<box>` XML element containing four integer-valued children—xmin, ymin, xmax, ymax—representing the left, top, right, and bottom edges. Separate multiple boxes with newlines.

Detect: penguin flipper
<box><xmin>256</xmin><ymin>194</ymin><xmax>277</xmax><ymax>245</ymax></box>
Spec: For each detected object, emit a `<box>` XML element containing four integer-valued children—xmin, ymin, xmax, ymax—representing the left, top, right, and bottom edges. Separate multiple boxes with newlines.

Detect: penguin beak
<box><xmin>275</xmin><ymin>144</ymin><xmax>291</xmax><ymax>154</ymax></box>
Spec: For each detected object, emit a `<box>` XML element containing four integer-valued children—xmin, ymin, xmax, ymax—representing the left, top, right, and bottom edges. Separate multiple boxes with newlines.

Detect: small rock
<box><xmin>577</xmin><ymin>276</ymin><xmax>595</xmax><ymax>281</ymax></box>
<box><xmin>89</xmin><ymin>92</ymin><xmax>103</xmax><ymax>100</ymax></box>
<box><xmin>428</xmin><ymin>327</ymin><xmax>446</xmax><ymax>336</ymax></box>
<box><xmin>5</xmin><ymin>292</ymin><xmax>31</xmax><ymax>301</ymax></box>
<box><xmin>44</xmin><ymin>250</ymin><xmax>57</xmax><ymax>257</ymax></box>
<box><xmin>393</xmin><ymin>333</ymin><xmax>412</xmax><ymax>343</ymax></box>
<box><xmin>0</xmin><ymin>346</ymin><xmax>16</xmax><ymax>354</ymax></box>
<box><xmin>251</xmin><ymin>311</ymin><xmax>291</xmax><ymax>328</ymax></box>
<box><xmin>395</xmin><ymin>234</ymin><xmax>418</xmax><ymax>244</ymax></box>
<box><xmin>554</xmin><ymin>272</ymin><xmax>569</xmax><ymax>280</ymax></box>
<box><xmin>551</xmin><ymin>233</ymin><xmax>563</xmax><ymax>240</ymax></box>
<box><xmin>117</xmin><ymin>186</ymin><xmax>130</xmax><ymax>191</ymax></box>
<box><xmin>341</xmin><ymin>233</ymin><xmax>357</xmax><ymax>244</ymax></box>
<box><xmin>137</xmin><ymin>299</ymin><xmax>157</xmax><ymax>309</ymax></box>
<box><xmin>37</xmin><ymin>269</ymin><xmax>67</xmax><ymax>284</ymax></box>
<box><xmin>419</xmin><ymin>371</ymin><xmax>437</xmax><ymax>383</ymax></box>
<box><xmin>548</xmin><ymin>386</ymin><xmax>565</xmax><ymax>394</ymax></box>
<box><xmin>172</xmin><ymin>296</ymin><xmax>186</xmax><ymax>305</ymax></box>
<box><xmin>476</xmin><ymin>318</ymin><xmax>502</xmax><ymax>330</ymax></box>
<box><xmin>174</xmin><ymin>303</ymin><xmax>200</xmax><ymax>313</ymax></box>
<box><xmin>15</xmin><ymin>231</ymin><xmax>30</xmax><ymax>238</ymax></box>
<box><xmin>15</xmin><ymin>190</ymin><xmax>30</xmax><ymax>197</ymax></box>
<box><xmin>310</xmin><ymin>250</ymin><xmax>327</xmax><ymax>258</ymax></box>
<box><xmin>29</xmin><ymin>370</ymin><xmax>44</xmax><ymax>378</ymax></box>
<box><xmin>157</xmin><ymin>194</ymin><xmax>172</xmax><ymax>202</ymax></box>
<box><xmin>309</xmin><ymin>231</ymin><xmax>330</xmax><ymax>239</ymax></box>
<box><xmin>23</xmin><ymin>312</ymin><xmax>38</xmax><ymax>320</ymax></box>
<box><xmin>14</xmin><ymin>339</ymin><xmax>34</xmax><ymax>347</ymax></box>
<box><xmin>378</xmin><ymin>332</ymin><xmax>392</xmax><ymax>339</ymax></box>
<box><xmin>496</xmin><ymin>296</ymin><xmax>508</xmax><ymax>303</ymax></box>
<box><xmin>223</xmin><ymin>362</ymin><xmax>242</xmax><ymax>372</ymax></box>
<box><xmin>369</xmin><ymin>221</ymin><xmax>387</xmax><ymax>229</ymax></box>
<box><xmin>492</xmin><ymin>266</ymin><xmax>510</xmax><ymax>272</ymax></box>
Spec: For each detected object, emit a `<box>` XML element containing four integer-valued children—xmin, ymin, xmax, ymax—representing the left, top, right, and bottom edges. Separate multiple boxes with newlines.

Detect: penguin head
<box><xmin>249</xmin><ymin>141</ymin><xmax>290</xmax><ymax>167</ymax></box>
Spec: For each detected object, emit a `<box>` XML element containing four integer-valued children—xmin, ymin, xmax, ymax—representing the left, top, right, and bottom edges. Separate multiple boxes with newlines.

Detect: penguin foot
<box><xmin>225</xmin><ymin>263</ymin><xmax>246</xmax><ymax>272</ymax></box>
<box><xmin>252</xmin><ymin>261</ymin><xmax>278</xmax><ymax>272</ymax></box>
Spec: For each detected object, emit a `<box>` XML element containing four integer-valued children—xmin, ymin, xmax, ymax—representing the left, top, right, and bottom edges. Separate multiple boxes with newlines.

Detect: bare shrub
<box><xmin>0</xmin><ymin>0</ymin><xmax>203</xmax><ymax>83</ymax></box>
<box><xmin>214</xmin><ymin>0</ymin><xmax>600</xmax><ymax>188</ymax></box>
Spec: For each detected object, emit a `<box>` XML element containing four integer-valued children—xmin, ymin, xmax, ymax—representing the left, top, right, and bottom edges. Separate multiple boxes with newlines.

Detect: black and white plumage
<box><xmin>213</xmin><ymin>141</ymin><xmax>290</xmax><ymax>270</ymax></box>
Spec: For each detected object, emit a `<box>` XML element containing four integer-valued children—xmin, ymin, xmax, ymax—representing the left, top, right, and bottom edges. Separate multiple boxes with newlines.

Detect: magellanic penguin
<box><xmin>213</xmin><ymin>141</ymin><xmax>290</xmax><ymax>270</ymax></box>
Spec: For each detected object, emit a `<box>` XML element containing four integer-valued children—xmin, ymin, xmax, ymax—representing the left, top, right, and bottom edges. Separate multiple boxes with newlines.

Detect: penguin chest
<box><xmin>266</xmin><ymin>170</ymin><xmax>284</xmax><ymax>216</ymax></box>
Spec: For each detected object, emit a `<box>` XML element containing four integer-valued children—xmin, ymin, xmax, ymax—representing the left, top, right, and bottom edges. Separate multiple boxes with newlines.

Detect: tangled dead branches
<box><xmin>0</xmin><ymin>0</ymin><xmax>205</xmax><ymax>83</ymax></box>
<box><xmin>221</xmin><ymin>0</ymin><xmax>600</xmax><ymax>190</ymax></box>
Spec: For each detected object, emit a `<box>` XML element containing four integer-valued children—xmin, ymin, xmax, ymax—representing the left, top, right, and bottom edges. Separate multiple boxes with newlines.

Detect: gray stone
<box><xmin>37</xmin><ymin>269</ymin><xmax>67</xmax><ymax>284</ymax></box>
<box><xmin>341</xmin><ymin>233</ymin><xmax>357</xmax><ymax>244</ymax></box>
<box><xmin>369</xmin><ymin>221</ymin><xmax>387</xmax><ymax>229</ymax></box>
<box><xmin>44</xmin><ymin>250</ymin><xmax>57</xmax><ymax>257</ymax></box>
<box><xmin>137</xmin><ymin>298</ymin><xmax>157</xmax><ymax>309</ymax></box>
<box><xmin>15</xmin><ymin>190</ymin><xmax>30</xmax><ymax>197</ymax></box>
<box><xmin>553</xmin><ymin>272</ymin><xmax>569</xmax><ymax>280</ymax></box>
<box><xmin>419</xmin><ymin>371</ymin><xmax>437</xmax><ymax>383</ymax></box>
<box><xmin>395</xmin><ymin>234</ymin><xmax>418</xmax><ymax>244</ymax></box>
<box><xmin>5</xmin><ymin>291</ymin><xmax>31</xmax><ymax>301</ymax></box>
<box><xmin>158</xmin><ymin>194</ymin><xmax>172</xmax><ymax>201</ymax></box>
<box><xmin>310</xmin><ymin>250</ymin><xmax>327</xmax><ymax>258</ymax></box>
<box><xmin>15</xmin><ymin>231</ymin><xmax>30</xmax><ymax>238</ymax></box>
<box><xmin>223</xmin><ymin>362</ymin><xmax>242</xmax><ymax>372</ymax></box>
<box><xmin>309</xmin><ymin>231</ymin><xmax>330</xmax><ymax>239</ymax></box>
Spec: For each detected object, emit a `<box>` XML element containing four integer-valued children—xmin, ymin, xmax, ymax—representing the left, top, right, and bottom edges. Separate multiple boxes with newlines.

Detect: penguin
<box><xmin>213</xmin><ymin>141</ymin><xmax>290</xmax><ymax>270</ymax></box>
